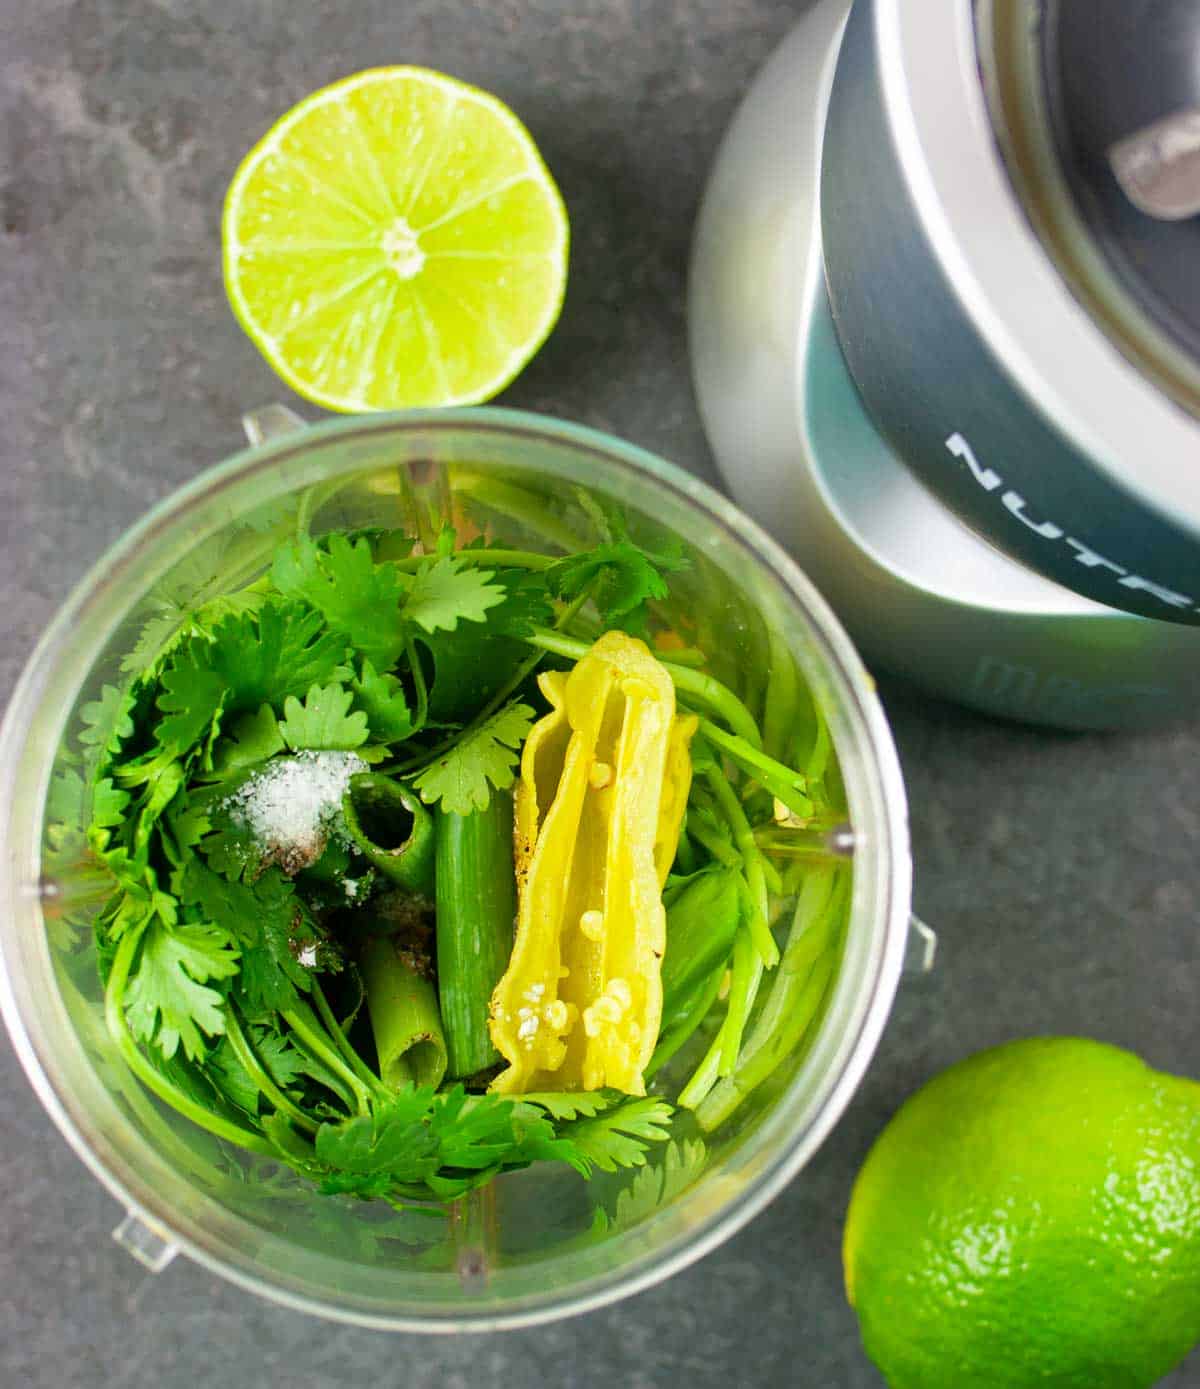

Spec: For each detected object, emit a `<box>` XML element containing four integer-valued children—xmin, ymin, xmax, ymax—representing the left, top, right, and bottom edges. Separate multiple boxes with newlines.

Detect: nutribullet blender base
<box><xmin>688</xmin><ymin>0</ymin><xmax>1200</xmax><ymax>731</ymax></box>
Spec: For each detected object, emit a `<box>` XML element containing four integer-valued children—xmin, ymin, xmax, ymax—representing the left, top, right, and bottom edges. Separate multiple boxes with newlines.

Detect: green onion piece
<box><xmin>342</xmin><ymin>773</ymin><xmax>435</xmax><ymax>896</ymax></box>
<box><xmin>360</xmin><ymin>936</ymin><xmax>448</xmax><ymax>1089</ymax></box>
<box><xmin>695</xmin><ymin>866</ymin><xmax>847</xmax><ymax>1131</ymax></box>
<box><xmin>434</xmin><ymin>792</ymin><xmax>517</xmax><ymax>1079</ymax></box>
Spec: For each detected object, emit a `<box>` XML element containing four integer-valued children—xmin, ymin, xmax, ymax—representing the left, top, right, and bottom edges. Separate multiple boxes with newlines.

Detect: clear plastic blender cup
<box><xmin>0</xmin><ymin>407</ymin><xmax>912</xmax><ymax>1330</ymax></box>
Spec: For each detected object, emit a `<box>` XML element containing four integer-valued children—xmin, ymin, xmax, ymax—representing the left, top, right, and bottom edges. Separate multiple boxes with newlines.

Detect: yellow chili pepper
<box><xmin>489</xmin><ymin>631</ymin><xmax>696</xmax><ymax>1095</ymax></box>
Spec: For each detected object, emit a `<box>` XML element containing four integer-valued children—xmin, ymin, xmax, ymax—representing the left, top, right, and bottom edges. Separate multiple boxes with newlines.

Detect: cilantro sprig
<box><xmin>78</xmin><ymin>519</ymin><xmax>693</xmax><ymax>1207</ymax></box>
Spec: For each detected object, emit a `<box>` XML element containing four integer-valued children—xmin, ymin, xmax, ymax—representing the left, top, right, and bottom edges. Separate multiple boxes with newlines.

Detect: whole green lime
<box><xmin>844</xmin><ymin>1038</ymin><xmax>1200</xmax><ymax>1389</ymax></box>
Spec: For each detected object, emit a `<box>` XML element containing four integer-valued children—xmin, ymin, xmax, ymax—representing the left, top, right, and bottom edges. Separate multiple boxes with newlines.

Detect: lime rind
<box><xmin>222</xmin><ymin>67</ymin><xmax>569</xmax><ymax>412</ymax></box>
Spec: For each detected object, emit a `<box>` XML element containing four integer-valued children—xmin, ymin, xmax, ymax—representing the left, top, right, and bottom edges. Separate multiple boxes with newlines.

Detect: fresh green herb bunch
<box><xmin>63</xmin><ymin>501</ymin><xmax>846</xmax><ymax>1219</ymax></box>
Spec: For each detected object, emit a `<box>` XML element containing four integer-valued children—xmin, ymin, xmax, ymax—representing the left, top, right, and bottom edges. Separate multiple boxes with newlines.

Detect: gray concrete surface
<box><xmin>3</xmin><ymin>1</ymin><xmax>1200</xmax><ymax>1385</ymax></box>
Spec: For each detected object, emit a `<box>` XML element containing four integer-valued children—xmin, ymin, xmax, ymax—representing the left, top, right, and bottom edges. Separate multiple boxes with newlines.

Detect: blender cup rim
<box><xmin>0</xmin><ymin>406</ymin><xmax>911</xmax><ymax>1330</ymax></box>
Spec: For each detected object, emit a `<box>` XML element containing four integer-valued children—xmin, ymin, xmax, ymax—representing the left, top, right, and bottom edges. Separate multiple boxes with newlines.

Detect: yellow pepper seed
<box><xmin>579</xmin><ymin>909</ymin><xmax>605</xmax><ymax>942</ymax></box>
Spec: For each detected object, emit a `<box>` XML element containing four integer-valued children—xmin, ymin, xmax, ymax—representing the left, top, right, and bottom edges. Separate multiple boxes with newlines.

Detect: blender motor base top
<box><xmin>687</xmin><ymin>0</ymin><xmax>1200</xmax><ymax>731</ymax></box>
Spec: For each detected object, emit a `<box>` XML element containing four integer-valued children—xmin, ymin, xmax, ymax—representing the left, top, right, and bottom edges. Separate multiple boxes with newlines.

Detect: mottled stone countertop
<box><xmin>3</xmin><ymin>2</ymin><xmax>1199</xmax><ymax>1385</ymax></box>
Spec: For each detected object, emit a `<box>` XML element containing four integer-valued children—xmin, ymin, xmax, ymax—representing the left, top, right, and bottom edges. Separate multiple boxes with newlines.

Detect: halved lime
<box><xmin>222</xmin><ymin>67</ymin><xmax>569</xmax><ymax>411</ymax></box>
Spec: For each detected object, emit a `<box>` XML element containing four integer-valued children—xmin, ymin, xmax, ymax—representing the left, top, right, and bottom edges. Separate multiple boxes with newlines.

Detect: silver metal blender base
<box><xmin>688</xmin><ymin>0</ymin><xmax>1200</xmax><ymax>730</ymax></box>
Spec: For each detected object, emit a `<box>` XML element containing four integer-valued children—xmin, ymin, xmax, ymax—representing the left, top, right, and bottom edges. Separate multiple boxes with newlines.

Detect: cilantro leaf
<box><xmin>79</xmin><ymin>683</ymin><xmax>135</xmax><ymax>753</ymax></box>
<box><xmin>210</xmin><ymin>1022</ymin><xmax>351</xmax><ymax>1116</ymax></box>
<box><xmin>123</xmin><ymin>917</ymin><xmax>240</xmax><ymax>1060</ymax></box>
<box><xmin>517</xmin><ymin>1091</ymin><xmax>617</xmax><ymax>1121</ymax></box>
<box><xmin>155</xmin><ymin>601</ymin><xmax>348</xmax><ymax>759</ymax></box>
<box><xmin>120</xmin><ymin>611</ymin><xmax>193</xmax><ymax>678</ymax></box>
<box><xmin>556</xmin><ymin>1097</ymin><xmax>674</xmax><ymax>1173</ymax></box>
<box><xmin>182</xmin><ymin>861</ymin><xmax>317</xmax><ymax>1013</ymax></box>
<box><xmin>263</xmin><ymin>1024</ymin><xmax>355</xmax><ymax>1108</ymax></box>
<box><xmin>154</xmin><ymin>656</ymin><xmax>227</xmax><ymax>757</ymax></box>
<box><xmin>546</xmin><ymin>539</ymin><xmax>687</xmax><ymax>632</ymax></box>
<box><xmin>197</xmin><ymin>813</ymin><xmax>259</xmax><ymax>883</ymax></box>
<box><xmin>129</xmin><ymin>760</ymin><xmax>187</xmax><ymax>855</ymax></box>
<box><xmin>208</xmin><ymin>600</ymin><xmax>352</xmax><ymax>714</ymax></box>
<box><xmin>119</xmin><ymin>590</ymin><xmax>267</xmax><ymax>679</ymax></box>
<box><xmin>92</xmin><ymin>777</ymin><xmax>132</xmax><ymax>830</ymax></box>
<box><xmin>432</xmin><ymin>1087</ymin><xmax>535</xmax><ymax>1170</ymax></box>
<box><xmin>47</xmin><ymin>766</ymin><xmax>86</xmax><ymax>829</ymax></box>
<box><xmin>162</xmin><ymin>796</ymin><xmax>212</xmax><ymax>867</ymax></box>
<box><xmin>311</xmin><ymin>1085</ymin><xmax>586</xmax><ymax>1198</ymax></box>
<box><xmin>207</xmin><ymin>1034</ymin><xmax>264</xmax><ymax>1114</ymax></box>
<box><xmin>483</xmin><ymin>568</ymin><xmax>555</xmax><ymax>639</ymax></box>
<box><xmin>315</xmin><ymin>1088</ymin><xmax>442</xmax><ymax>1180</ymax></box>
<box><xmin>44</xmin><ymin>770</ymin><xmax>91</xmax><ymax>909</ymax></box>
<box><xmin>405</xmin><ymin>570</ymin><xmax>552</xmax><ymax>723</ymax></box>
<box><xmin>209</xmin><ymin>704</ymin><xmax>285</xmax><ymax>777</ymax></box>
<box><xmin>318</xmin><ymin>1171</ymin><xmax>396</xmax><ymax>1201</ymax></box>
<box><xmin>608</xmin><ymin>1139</ymin><xmax>707</xmax><ymax>1229</ymax></box>
<box><xmin>279</xmin><ymin>683</ymin><xmax>369</xmax><ymax>752</ymax></box>
<box><xmin>403</xmin><ymin>555</ymin><xmax>506</xmax><ymax>635</ymax></box>
<box><xmin>416</xmin><ymin>629</ymin><xmax>517</xmax><ymax>724</ymax></box>
<box><xmin>351</xmin><ymin>660</ymin><xmax>415</xmax><ymax>744</ymax></box>
<box><xmin>412</xmin><ymin>702</ymin><xmax>534</xmax><ymax>816</ymax></box>
<box><xmin>271</xmin><ymin>534</ymin><xmax>405</xmax><ymax>668</ymax></box>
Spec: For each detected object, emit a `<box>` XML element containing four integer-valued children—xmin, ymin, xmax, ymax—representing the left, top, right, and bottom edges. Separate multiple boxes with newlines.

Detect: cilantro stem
<box><xmin>404</xmin><ymin>631</ymin><xmax>430</xmax><ymax>735</ymax></box>
<box><xmin>676</xmin><ymin>943</ymin><xmax>764</xmax><ymax>1110</ymax></box>
<box><xmin>685</xmin><ymin>815</ymin><xmax>741</xmax><ymax>868</ymax></box>
<box><xmin>762</xmin><ymin>625</ymin><xmax>800</xmax><ymax>762</ymax></box>
<box><xmin>753</xmin><ymin>824</ymin><xmax>850</xmax><ymax>860</ymax></box>
<box><xmin>695</xmin><ymin>868</ymin><xmax>845</xmax><ymax>1131</ymax></box>
<box><xmin>522</xmin><ymin>628</ymin><xmax>763</xmax><ymax>748</ymax></box>
<box><xmin>759</xmin><ymin>853</ymin><xmax>784</xmax><ymax>897</ymax></box>
<box><xmin>719</xmin><ymin>931</ymin><xmax>760</xmax><ymax>1075</ymax></box>
<box><xmin>802</xmin><ymin>711</ymin><xmax>834</xmax><ymax>812</ymax></box>
<box><xmin>452</xmin><ymin>473</ymin><xmax>586</xmax><ymax>554</ymax></box>
<box><xmin>649</xmin><ymin>645</ymin><xmax>706</xmax><ymax>668</ymax></box>
<box><xmin>282</xmin><ymin>1003</ymin><xmax>379</xmax><ymax>1114</ymax></box>
<box><xmin>698</xmin><ymin>719</ymin><xmax>812</xmax><ymax>819</ymax></box>
<box><xmin>703</xmin><ymin>766</ymin><xmax>779</xmax><ymax>969</ymax></box>
<box><xmin>225</xmin><ymin>1006</ymin><xmax>318</xmax><ymax>1136</ymax></box>
<box><xmin>672</xmin><ymin>828</ymin><xmax>700</xmax><ymax>875</ymax></box>
<box><xmin>310</xmin><ymin>977</ymin><xmax>392</xmax><ymax>1096</ymax></box>
<box><xmin>391</xmin><ymin>549</ymin><xmax>555</xmax><ymax>573</ymax></box>
<box><xmin>104</xmin><ymin>927</ymin><xmax>275</xmax><ymax>1154</ymax></box>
